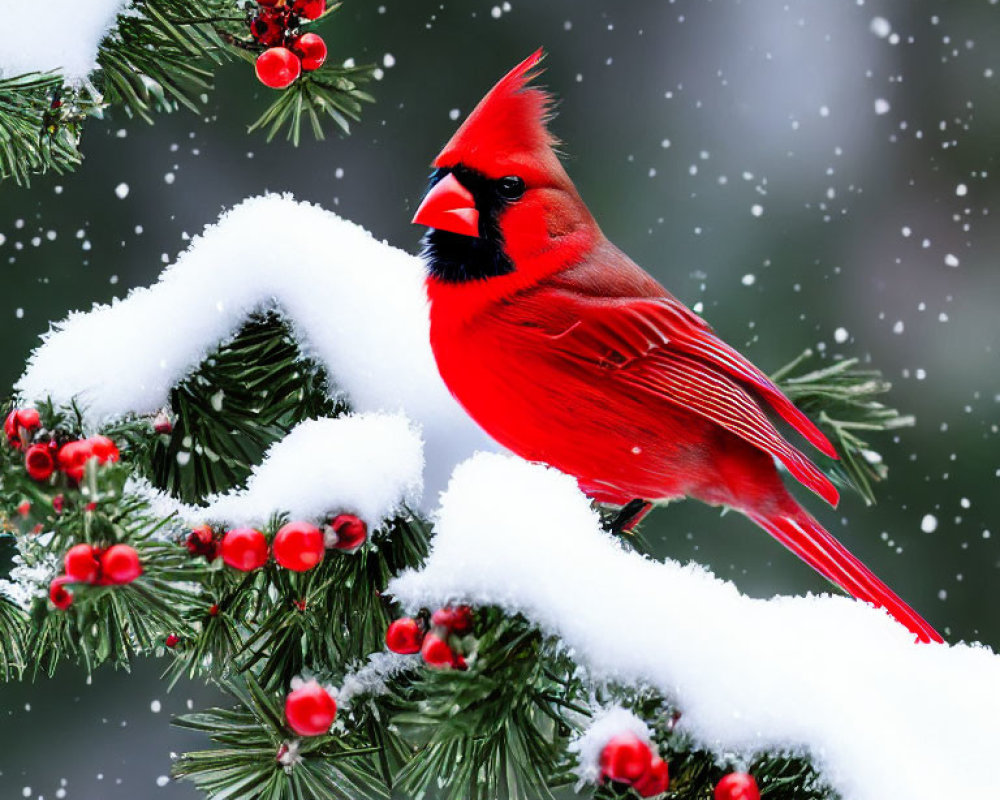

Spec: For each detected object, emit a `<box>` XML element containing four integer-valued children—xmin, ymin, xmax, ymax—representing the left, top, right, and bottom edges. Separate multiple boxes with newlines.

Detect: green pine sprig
<box><xmin>772</xmin><ymin>349</ymin><xmax>914</xmax><ymax>506</ymax></box>
<box><xmin>246</xmin><ymin>62</ymin><xmax>376</xmax><ymax>144</ymax></box>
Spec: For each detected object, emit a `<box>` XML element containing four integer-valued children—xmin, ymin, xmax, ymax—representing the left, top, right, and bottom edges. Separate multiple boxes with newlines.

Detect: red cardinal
<box><xmin>412</xmin><ymin>50</ymin><xmax>941</xmax><ymax>644</ymax></box>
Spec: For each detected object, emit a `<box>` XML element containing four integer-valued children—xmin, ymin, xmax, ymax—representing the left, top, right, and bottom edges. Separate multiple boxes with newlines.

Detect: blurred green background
<box><xmin>1</xmin><ymin>0</ymin><xmax>998</xmax><ymax>796</ymax></box>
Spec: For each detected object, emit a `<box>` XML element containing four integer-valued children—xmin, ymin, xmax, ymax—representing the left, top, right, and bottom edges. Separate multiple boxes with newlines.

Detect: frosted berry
<box><xmin>221</xmin><ymin>528</ymin><xmax>269</xmax><ymax>571</ymax></box>
<box><xmin>255</xmin><ymin>47</ymin><xmax>301</xmax><ymax>89</ymax></box>
<box><xmin>273</xmin><ymin>521</ymin><xmax>325</xmax><ymax>571</ymax></box>
<box><xmin>431</xmin><ymin>605</ymin><xmax>474</xmax><ymax>635</ymax></box>
<box><xmin>64</xmin><ymin>543</ymin><xmax>101</xmax><ymax>583</ymax></box>
<box><xmin>327</xmin><ymin>513</ymin><xmax>367</xmax><ymax>551</ymax></box>
<box><xmin>49</xmin><ymin>576</ymin><xmax>74</xmax><ymax>609</ymax></box>
<box><xmin>420</xmin><ymin>631</ymin><xmax>458</xmax><ymax>669</ymax></box>
<box><xmin>153</xmin><ymin>411</ymin><xmax>173</xmax><ymax>434</ymax></box>
<box><xmin>386</xmin><ymin>617</ymin><xmax>424</xmax><ymax>654</ymax></box>
<box><xmin>186</xmin><ymin>524</ymin><xmax>219</xmax><ymax>560</ymax></box>
<box><xmin>101</xmin><ymin>544</ymin><xmax>143</xmax><ymax>584</ymax></box>
<box><xmin>633</xmin><ymin>756</ymin><xmax>670</xmax><ymax>798</ymax></box>
<box><xmin>600</xmin><ymin>732</ymin><xmax>654</xmax><ymax>785</ymax></box>
<box><xmin>291</xmin><ymin>33</ymin><xmax>326</xmax><ymax>71</ymax></box>
<box><xmin>292</xmin><ymin>0</ymin><xmax>324</xmax><ymax>20</ymax></box>
<box><xmin>25</xmin><ymin>444</ymin><xmax>55</xmax><ymax>481</ymax></box>
<box><xmin>4</xmin><ymin>407</ymin><xmax>41</xmax><ymax>448</ymax></box>
<box><xmin>714</xmin><ymin>772</ymin><xmax>760</xmax><ymax>800</ymax></box>
<box><xmin>284</xmin><ymin>680</ymin><xmax>336</xmax><ymax>736</ymax></box>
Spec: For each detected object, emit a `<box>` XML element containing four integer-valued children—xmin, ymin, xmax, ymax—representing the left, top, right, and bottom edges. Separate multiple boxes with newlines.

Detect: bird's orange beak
<box><xmin>411</xmin><ymin>172</ymin><xmax>480</xmax><ymax>238</ymax></box>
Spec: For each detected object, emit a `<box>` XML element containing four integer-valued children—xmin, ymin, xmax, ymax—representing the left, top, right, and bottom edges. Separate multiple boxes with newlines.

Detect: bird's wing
<box><xmin>538</xmin><ymin>292</ymin><xmax>839</xmax><ymax>506</ymax></box>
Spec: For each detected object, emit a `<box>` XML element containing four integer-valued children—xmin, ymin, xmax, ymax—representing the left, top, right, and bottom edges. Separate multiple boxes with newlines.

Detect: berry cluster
<box><xmin>385</xmin><ymin>605</ymin><xmax>473</xmax><ymax>670</ymax></box>
<box><xmin>4</xmin><ymin>407</ymin><xmax>120</xmax><ymax>484</ymax></box>
<box><xmin>599</xmin><ymin>732</ymin><xmax>669</xmax><ymax>798</ymax></box>
<box><xmin>284</xmin><ymin>679</ymin><xmax>337</xmax><ymax>737</ymax></box>
<box><xmin>248</xmin><ymin>0</ymin><xmax>328</xmax><ymax>89</ymax></box>
<box><xmin>184</xmin><ymin>514</ymin><xmax>368</xmax><ymax>572</ymax></box>
<box><xmin>49</xmin><ymin>543</ymin><xmax>143</xmax><ymax>609</ymax></box>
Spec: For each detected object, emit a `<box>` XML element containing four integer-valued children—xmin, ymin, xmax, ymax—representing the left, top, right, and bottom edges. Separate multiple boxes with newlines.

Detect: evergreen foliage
<box><xmin>0</xmin><ymin>0</ymin><xmax>375</xmax><ymax>185</ymax></box>
<box><xmin>0</xmin><ymin>320</ymin><xmax>915</xmax><ymax>800</ymax></box>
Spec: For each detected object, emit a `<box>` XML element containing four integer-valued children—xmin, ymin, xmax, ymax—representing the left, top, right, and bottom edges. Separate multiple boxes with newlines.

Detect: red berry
<box><xmin>257</xmin><ymin>0</ymin><xmax>282</xmax><ymax>6</ymax></box>
<box><xmin>431</xmin><ymin>605</ymin><xmax>474</xmax><ymax>634</ymax></box>
<box><xmin>64</xmin><ymin>543</ymin><xmax>101</xmax><ymax>583</ymax></box>
<box><xmin>5</xmin><ymin>408</ymin><xmax>41</xmax><ymax>448</ymax></box>
<box><xmin>634</xmin><ymin>756</ymin><xmax>670</xmax><ymax>798</ymax></box>
<box><xmin>101</xmin><ymin>544</ymin><xmax>143</xmax><ymax>584</ymax></box>
<box><xmin>186</xmin><ymin>525</ymin><xmax>219</xmax><ymax>560</ymax></box>
<box><xmin>273</xmin><ymin>521</ymin><xmax>325</xmax><ymax>571</ymax></box>
<box><xmin>255</xmin><ymin>47</ymin><xmax>301</xmax><ymax>89</ymax></box>
<box><xmin>714</xmin><ymin>772</ymin><xmax>760</xmax><ymax>800</ymax></box>
<box><xmin>284</xmin><ymin>681</ymin><xmax>336</xmax><ymax>737</ymax></box>
<box><xmin>600</xmin><ymin>732</ymin><xmax>653</xmax><ymax>785</ymax></box>
<box><xmin>52</xmin><ymin>494</ymin><xmax>64</xmax><ymax>514</ymax></box>
<box><xmin>88</xmin><ymin>435</ymin><xmax>120</xmax><ymax>464</ymax></box>
<box><xmin>208</xmin><ymin>603</ymin><xmax>220</xmax><ymax>616</ymax></box>
<box><xmin>57</xmin><ymin>440</ymin><xmax>94</xmax><ymax>482</ymax></box>
<box><xmin>250</xmin><ymin>10</ymin><xmax>287</xmax><ymax>46</ymax></box>
<box><xmin>292</xmin><ymin>0</ymin><xmax>324</xmax><ymax>20</ymax></box>
<box><xmin>17</xmin><ymin>500</ymin><xmax>31</xmax><ymax>517</ymax></box>
<box><xmin>327</xmin><ymin>514</ymin><xmax>367</xmax><ymax>551</ymax></box>
<box><xmin>165</xmin><ymin>633</ymin><xmax>180</xmax><ymax>648</ymax></box>
<box><xmin>49</xmin><ymin>576</ymin><xmax>74</xmax><ymax>609</ymax></box>
<box><xmin>291</xmin><ymin>33</ymin><xmax>326</xmax><ymax>71</ymax></box>
<box><xmin>221</xmin><ymin>528</ymin><xmax>269</xmax><ymax>571</ymax></box>
<box><xmin>420</xmin><ymin>631</ymin><xmax>458</xmax><ymax>668</ymax></box>
<box><xmin>25</xmin><ymin>444</ymin><xmax>55</xmax><ymax>481</ymax></box>
<box><xmin>386</xmin><ymin>617</ymin><xmax>424</xmax><ymax>654</ymax></box>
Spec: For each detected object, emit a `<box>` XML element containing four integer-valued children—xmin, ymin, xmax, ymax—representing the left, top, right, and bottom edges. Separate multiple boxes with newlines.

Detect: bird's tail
<box><xmin>744</xmin><ymin>506</ymin><xmax>943</xmax><ymax>644</ymax></box>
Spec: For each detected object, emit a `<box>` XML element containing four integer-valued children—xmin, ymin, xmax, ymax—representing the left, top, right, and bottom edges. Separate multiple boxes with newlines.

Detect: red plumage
<box><xmin>415</xmin><ymin>51</ymin><xmax>941</xmax><ymax>644</ymax></box>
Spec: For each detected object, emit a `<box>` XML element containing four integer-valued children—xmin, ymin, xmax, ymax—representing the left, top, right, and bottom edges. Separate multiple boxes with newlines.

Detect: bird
<box><xmin>411</xmin><ymin>50</ymin><xmax>942</xmax><ymax>644</ymax></box>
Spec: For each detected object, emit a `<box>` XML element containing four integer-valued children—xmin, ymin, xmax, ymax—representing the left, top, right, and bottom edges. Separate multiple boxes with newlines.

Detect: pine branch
<box><xmin>113</xmin><ymin>311</ymin><xmax>343</xmax><ymax>505</ymax></box>
<box><xmin>0</xmin><ymin>592</ymin><xmax>28</xmax><ymax>680</ymax></box>
<box><xmin>0</xmin><ymin>73</ymin><xmax>90</xmax><ymax>186</ymax></box>
<box><xmin>96</xmin><ymin>0</ymin><xmax>233</xmax><ymax>123</ymax></box>
<box><xmin>235</xmin><ymin>514</ymin><xmax>430</xmax><ymax>691</ymax></box>
<box><xmin>1</xmin><ymin>0</ymin><xmax>374</xmax><ymax>184</ymax></box>
<box><xmin>386</xmin><ymin>611</ymin><xmax>583</xmax><ymax>800</ymax></box>
<box><xmin>772</xmin><ymin>349</ymin><xmax>913</xmax><ymax>506</ymax></box>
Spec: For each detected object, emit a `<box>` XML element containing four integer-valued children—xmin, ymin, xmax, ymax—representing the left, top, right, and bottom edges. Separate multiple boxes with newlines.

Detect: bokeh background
<box><xmin>2</xmin><ymin>0</ymin><xmax>998</xmax><ymax>796</ymax></box>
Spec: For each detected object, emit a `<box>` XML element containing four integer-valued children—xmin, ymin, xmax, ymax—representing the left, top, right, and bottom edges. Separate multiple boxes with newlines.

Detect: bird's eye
<box><xmin>497</xmin><ymin>176</ymin><xmax>526</xmax><ymax>201</ymax></box>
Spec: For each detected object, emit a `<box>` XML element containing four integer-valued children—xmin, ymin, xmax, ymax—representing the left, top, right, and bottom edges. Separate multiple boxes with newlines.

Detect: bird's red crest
<box><xmin>434</xmin><ymin>49</ymin><xmax>556</xmax><ymax>178</ymax></box>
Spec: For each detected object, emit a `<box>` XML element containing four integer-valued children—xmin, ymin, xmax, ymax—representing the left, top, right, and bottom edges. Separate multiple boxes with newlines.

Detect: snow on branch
<box><xmin>389</xmin><ymin>452</ymin><xmax>1000</xmax><ymax>800</ymax></box>
<box><xmin>0</xmin><ymin>0</ymin><xmax>127</xmax><ymax>81</ymax></box>
<box><xmin>204</xmin><ymin>414</ymin><xmax>422</xmax><ymax>528</ymax></box>
<box><xmin>18</xmin><ymin>195</ymin><xmax>496</xmax><ymax>504</ymax></box>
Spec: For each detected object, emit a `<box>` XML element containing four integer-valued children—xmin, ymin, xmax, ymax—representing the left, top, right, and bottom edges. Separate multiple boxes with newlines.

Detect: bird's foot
<box><xmin>602</xmin><ymin>499</ymin><xmax>652</xmax><ymax>535</ymax></box>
